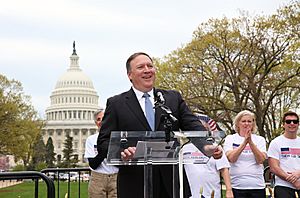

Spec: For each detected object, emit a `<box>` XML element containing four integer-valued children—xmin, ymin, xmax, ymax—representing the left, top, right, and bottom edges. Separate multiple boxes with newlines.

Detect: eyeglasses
<box><xmin>285</xmin><ymin>119</ymin><xmax>299</xmax><ymax>124</ymax></box>
<box><xmin>96</xmin><ymin>118</ymin><xmax>102</xmax><ymax>122</ymax></box>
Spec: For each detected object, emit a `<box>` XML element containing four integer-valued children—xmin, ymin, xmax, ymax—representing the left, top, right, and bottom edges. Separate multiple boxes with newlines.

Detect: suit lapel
<box><xmin>125</xmin><ymin>88</ymin><xmax>151</xmax><ymax>130</ymax></box>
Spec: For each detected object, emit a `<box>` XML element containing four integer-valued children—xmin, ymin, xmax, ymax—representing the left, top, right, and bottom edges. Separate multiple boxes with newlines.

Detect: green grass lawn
<box><xmin>0</xmin><ymin>181</ymin><xmax>88</xmax><ymax>198</ymax></box>
<box><xmin>0</xmin><ymin>182</ymin><xmax>225</xmax><ymax>198</ymax></box>
<box><xmin>0</xmin><ymin>182</ymin><xmax>271</xmax><ymax>198</ymax></box>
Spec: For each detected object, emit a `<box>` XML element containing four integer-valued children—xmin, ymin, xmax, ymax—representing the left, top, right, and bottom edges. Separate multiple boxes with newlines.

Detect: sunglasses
<box><xmin>96</xmin><ymin>118</ymin><xmax>102</xmax><ymax>122</ymax></box>
<box><xmin>285</xmin><ymin>119</ymin><xmax>299</xmax><ymax>124</ymax></box>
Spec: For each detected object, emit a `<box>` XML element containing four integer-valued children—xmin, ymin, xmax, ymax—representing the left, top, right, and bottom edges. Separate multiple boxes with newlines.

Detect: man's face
<box><xmin>283</xmin><ymin>115</ymin><xmax>299</xmax><ymax>134</ymax></box>
<box><xmin>95</xmin><ymin>111</ymin><xmax>104</xmax><ymax>129</ymax></box>
<box><xmin>127</xmin><ymin>54</ymin><xmax>156</xmax><ymax>93</ymax></box>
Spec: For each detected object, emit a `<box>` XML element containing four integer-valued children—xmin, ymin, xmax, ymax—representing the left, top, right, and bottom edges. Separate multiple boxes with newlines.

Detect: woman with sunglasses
<box><xmin>268</xmin><ymin>111</ymin><xmax>300</xmax><ymax>197</ymax></box>
<box><xmin>223</xmin><ymin>110</ymin><xmax>267</xmax><ymax>198</ymax></box>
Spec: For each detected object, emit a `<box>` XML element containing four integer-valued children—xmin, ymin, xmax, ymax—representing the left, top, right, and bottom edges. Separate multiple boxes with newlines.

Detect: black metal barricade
<box><xmin>41</xmin><ymin>167</ymin><xmax>90</xmax><ymax>198</ymax></box>
<box><xmin>0</xmin><ymin>171</ymin><xmax>55</xmax><ymax>198</ymax></box>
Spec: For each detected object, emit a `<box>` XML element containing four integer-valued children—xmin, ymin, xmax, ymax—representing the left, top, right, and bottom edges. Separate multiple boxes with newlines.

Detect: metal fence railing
<box><xmin>0</xmin><ymin>171</ymin><xmax>55</xmax><ymax>198</ymax></box>
<box><xmin>41</xmin><ymin>167</ymin><xmax>91</xmax><ymax>198</ymax></box>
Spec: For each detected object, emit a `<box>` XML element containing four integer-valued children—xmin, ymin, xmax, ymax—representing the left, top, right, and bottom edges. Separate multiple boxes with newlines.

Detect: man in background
<box><xmin>268</xmin><ymin>111</ymin><xmax>300</xmax><ymax>197</ymax></box>
<box><xmin>84</xmin><ymin>109</ymin><xmax>118</xmax><ymax>198</ymax></box>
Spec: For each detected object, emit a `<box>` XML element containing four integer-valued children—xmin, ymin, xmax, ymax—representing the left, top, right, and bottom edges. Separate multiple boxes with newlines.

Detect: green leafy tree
<box><xmin>18</xmin><ymin>120</ymin><xmax>44</xmax><ymax>168</ymax></box>
<box><xmin>61</xmin><ymin>134</ymin><xmax>78</xmax><ymax>168</ymax></box>
<box><xmin>45</xmin><ymin>137</ymin><xmax>56</xmax><ymax>167</ymax></box>
<box><xmin>155</xmin><ymin>1</ymin><xmax>300</xmax><ymax>143</ymax></box>
<box><xmin>28</xmin><ymin>135</ymin><xmax>47</xmax><ymax>170</ymax></box>
<box><xmin>0</xmin><ymin>74</ymin><xmax>44</xmax><ymax>167</ymax></box>
<box><xmin>12</xmin><ymin>164</ymin><xmax>25</xmax><ymax>171</ymax></box>
<box><xmin>35</xmin><ymin>162</ymin><xmax>47</xmax><ymax>172</ymax></box>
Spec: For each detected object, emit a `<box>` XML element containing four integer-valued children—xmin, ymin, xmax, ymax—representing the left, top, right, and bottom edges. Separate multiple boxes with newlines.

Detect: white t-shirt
<box><xmin>267</xmin><ymin>135</ymin><xmax>300</xmax><ymax>189</ymax></box>
<box><xmin>183</xmin><ymin>143</ymin><xmax>230</xmax><ymax>198</ymax></box>
<box><xmin>84</xmin><ymin>133</ymin><xmax>118</xmax><ymax>174</ymax></box>
<box><xmin>223</xmin><ymin>133</ymin><xmax>266</xmax><ymax>189</ymax></box>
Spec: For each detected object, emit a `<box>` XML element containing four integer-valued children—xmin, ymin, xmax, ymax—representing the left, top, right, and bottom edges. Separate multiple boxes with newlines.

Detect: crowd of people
<box><xmin>84</xmin><ymin>51</ymin><xmax>300</xmax><ymax>198</ymax></box>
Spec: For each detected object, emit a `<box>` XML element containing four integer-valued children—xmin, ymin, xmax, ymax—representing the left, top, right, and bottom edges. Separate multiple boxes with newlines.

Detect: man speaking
<box><xmin>97</xmin><ymin>52</ymin><xmax>222</xmax><ymax>198</ymax></box>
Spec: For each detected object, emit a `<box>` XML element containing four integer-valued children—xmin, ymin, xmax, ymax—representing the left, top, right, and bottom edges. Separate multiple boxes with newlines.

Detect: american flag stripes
<box><xmin>196</xmin><ymin>113</ymin><xmax>218</xmax><ymax>132</ymax></box>
<box><xmin>280</xmin><ymin>147</ymin><xmax>300</xmax><ymax>155</ymax></box>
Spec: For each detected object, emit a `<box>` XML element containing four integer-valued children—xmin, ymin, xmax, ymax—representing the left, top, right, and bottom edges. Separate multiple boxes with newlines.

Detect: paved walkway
<box><xmin>0</xmin><ymin>180</ymin><xmax>22</xmax><ymax>189</ymax></box>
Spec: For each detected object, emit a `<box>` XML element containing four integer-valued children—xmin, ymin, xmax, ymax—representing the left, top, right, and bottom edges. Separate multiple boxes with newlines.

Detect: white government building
<box><xmin>42</xmin><ymin>42</ymin><xmax>100</xmax><ymax>164</ymax></box>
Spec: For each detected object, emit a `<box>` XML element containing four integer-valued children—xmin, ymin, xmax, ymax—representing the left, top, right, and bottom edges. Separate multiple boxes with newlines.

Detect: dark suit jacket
<box><xmin>97</xmin><ymin>88</ymin><xmax>205</xmax><ymax>198</ymax></box>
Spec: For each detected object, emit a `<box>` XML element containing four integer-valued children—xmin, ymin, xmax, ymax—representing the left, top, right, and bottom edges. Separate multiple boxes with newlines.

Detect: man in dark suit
<box><xmin>97</xmin><ymin>52</ymin><xmax>222</xmax><ymax>198</ymax></box>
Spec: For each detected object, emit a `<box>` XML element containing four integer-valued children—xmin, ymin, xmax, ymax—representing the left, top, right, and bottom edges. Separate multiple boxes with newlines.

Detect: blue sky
<box><xmin>0</xmin><ymin>0</ymin><xmax>291</xmax><ymax>118</ymax></box>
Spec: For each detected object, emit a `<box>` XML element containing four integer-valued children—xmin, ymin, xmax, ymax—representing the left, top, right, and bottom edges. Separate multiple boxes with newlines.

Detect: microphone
<box><xmin>156</xmin><ymin>91</ymin><xmax>165</xmax><ymax>104</ymax></box>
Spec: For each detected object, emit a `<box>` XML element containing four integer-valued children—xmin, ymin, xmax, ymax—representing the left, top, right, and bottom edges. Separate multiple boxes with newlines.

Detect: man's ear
<box><xmin>127</xmin><ymin>72</ymin><xmax>132</xmax><ymax>82</ymax></box>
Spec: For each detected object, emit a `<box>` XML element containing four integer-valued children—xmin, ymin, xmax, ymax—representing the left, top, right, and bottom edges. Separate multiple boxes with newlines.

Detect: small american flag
<box><xmin>233</xmin><ymin>143</ymin><xmax>252</xmax><ymax>153</ymax></box>
<box><xmin>281</xmin><ymin>147</ymin><xmax>300</xmax><ymax>155</ymax></box>
<box><xmin>183</xmin><ymin>151</ymin><xmax>205</xmax><ymax>157</ymax></box>
<box><xmin>232</xmin><ymin>143</ymin><xmax>240</xmax><ymax>148</ymax></box>
<box><xmin>196</xmin><ymin>114</ymin><xmax>218</xmax><ymax>131</ymax></box>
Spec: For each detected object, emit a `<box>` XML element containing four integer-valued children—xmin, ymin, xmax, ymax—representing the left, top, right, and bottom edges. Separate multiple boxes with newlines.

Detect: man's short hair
<box><xmin>282</xmin><ymin>111</ymin><xmax>299</xmax><ymax>123</ymax></box>
<box><xmin>126</xmin><ymin>52</ymin><xmax>153</xmax><ymax>74</ymax></box>
<box><xmin>93</xmin><ymin>108</ymin><xmax>104</xmax><ymax>121</ymax></box>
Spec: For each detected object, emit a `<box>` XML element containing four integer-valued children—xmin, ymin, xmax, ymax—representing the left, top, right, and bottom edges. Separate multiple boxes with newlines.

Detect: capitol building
<box><xmin>42</xmin><ymin>42</ymin><xmax>100</xmax><ymax>164</ymax></box>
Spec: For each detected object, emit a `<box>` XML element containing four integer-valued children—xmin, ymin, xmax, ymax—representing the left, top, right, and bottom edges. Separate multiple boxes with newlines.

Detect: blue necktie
<box><xmin>143</xmin><ymin>93</ymin><xmax>154</xmax><ymax>131</ymax></box>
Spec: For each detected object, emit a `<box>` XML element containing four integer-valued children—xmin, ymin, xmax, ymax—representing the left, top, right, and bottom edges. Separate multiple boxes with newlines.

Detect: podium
<box><xmin>107</xmin><ymin>130</ymin><xmax>225</xmax><ymax>198</ymax></box>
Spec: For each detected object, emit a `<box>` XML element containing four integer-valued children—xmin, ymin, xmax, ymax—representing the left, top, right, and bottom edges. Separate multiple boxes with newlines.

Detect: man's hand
<box><xmin>287</xmin><ymin>172</ymin><xmax>300</xmax><ymax>184</ymax></box>
<box><xmin>121</xmin><ymin>147</ymin><xmax>136</xmax><ymax>161</ymax></box>
<box><xmin>212</xmin><ymin>146</ymin><xmax>223</xmax><ymax>159</ymax></box>
<box><xmin>293</xmin><ymin>180</ymin><xmax>300</xmax><ymax>190</ymax></box>
<box><xmin>225</xmin><ymin>189</ymin><xmax>234</xmax><ymax>198</ymax></box>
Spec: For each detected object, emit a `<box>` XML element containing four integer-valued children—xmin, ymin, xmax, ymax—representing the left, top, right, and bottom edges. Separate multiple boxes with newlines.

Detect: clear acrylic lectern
<box><xmin>107</xmin><ymin>130</ymin><xmax>225</xmax><ymax>198</ymax></box>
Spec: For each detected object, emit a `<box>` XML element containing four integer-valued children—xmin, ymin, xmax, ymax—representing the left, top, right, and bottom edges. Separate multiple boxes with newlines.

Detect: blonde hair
<box><xmin>233</xmin><ymin>110</ymin><xmax>257</xmax><ymax>133</ymax></box>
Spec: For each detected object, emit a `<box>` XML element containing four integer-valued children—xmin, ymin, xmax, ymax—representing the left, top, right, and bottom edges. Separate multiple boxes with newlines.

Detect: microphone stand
<box><xmin>155</xmin><ymin>98</ymin><xmax>181</xmax><ymax>198</ymax></box>
<box><xmin>154</xmin><ymin>100</ymin><xmax>177</xmax><ymax>145</ymax></box>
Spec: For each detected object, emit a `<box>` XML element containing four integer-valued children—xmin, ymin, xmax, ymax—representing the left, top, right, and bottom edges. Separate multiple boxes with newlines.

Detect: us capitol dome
<box><xmin>42</xmin><ymin>42</ymin><xmax>100</xmax><ymax>164</ymax></box>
